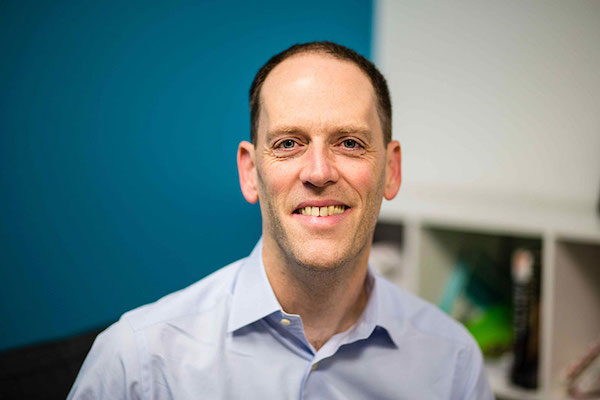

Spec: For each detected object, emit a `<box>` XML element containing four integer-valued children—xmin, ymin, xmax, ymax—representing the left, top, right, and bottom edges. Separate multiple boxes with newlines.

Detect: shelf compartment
<box><xmin>547</xmin><ymin>240</ymin><xmax>600</xmax><ymax>396</ymax></box>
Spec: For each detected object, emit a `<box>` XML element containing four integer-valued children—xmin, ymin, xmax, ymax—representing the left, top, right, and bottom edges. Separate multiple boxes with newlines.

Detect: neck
<box><xmin>262</xmin><ymin>239</ymin><xmax>371</xmax><ymax>350</ymax></box>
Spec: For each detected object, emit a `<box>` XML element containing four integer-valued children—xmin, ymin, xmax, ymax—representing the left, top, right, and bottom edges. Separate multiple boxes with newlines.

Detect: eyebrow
<box><xmin>336</xmin><ymin>126</ymin><xmax>373</xmax><ymax>140</ymax></box>
<box><xmin>265</xmin><ymin>127</ymin><xmax>304</xmax><ymax>143</ymax></box>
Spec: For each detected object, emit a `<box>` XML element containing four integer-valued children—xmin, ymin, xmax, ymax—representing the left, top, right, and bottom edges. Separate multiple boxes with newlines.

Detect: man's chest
<box><xmin>141</xmin><ymin>324</ymin><xmax>461</xmax><ymax>400</ymax></box>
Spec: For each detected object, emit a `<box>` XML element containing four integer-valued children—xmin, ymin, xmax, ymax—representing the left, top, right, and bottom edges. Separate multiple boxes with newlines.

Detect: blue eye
<box><xmin>343</xmin><ymin>139</ymin><xmax>357</xmax><ymax>148</ymax></box>
<box><xmin>281</xmin><ymin>139</ymin><xmax>296</xmax><ymax>149</ymax></box>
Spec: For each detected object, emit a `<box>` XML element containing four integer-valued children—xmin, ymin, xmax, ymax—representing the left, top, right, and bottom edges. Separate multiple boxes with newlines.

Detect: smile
<box><xmin>293</xmin><ymin>205</ymin><xmax>349</xmax><ymax>217</ymax></box>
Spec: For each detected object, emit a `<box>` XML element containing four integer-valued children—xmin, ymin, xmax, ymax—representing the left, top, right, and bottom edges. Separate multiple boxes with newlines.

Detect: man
<box><xmin>69</xmin><ymin>41</ymin><xmax>493</xmax><ymax>399</ymax></box>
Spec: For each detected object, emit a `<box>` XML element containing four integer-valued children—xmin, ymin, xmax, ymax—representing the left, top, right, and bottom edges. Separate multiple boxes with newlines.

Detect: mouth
<box><xmin>293</xmin><ymin>204</ymin><xmax>350</xmax><ymax>217</ymax></box>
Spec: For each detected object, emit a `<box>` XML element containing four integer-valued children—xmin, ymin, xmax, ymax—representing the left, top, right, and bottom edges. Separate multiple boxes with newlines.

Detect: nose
<box><xmin>299</xmin><ymin>143</ymin><xmax>339</xmax><ymax>187</ymax></box>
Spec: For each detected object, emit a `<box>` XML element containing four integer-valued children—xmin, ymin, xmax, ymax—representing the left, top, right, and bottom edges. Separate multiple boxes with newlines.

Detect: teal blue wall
<box><xmin>0</xmin><ymin>1</ymin><xmax>372</xmax><ymax>350</ymax></box>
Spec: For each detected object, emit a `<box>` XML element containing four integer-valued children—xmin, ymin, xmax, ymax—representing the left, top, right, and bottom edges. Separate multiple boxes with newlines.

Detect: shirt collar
<box><xmin>227</xmin><ymin>238</ymin><xmax>407</xmax><ymax>347</ymax></box>
<box><xmin>227</xmin><ymin>238</ymin><xmax>282</xmax><ymax>333</ymax></box>
<box><xmin>365</xmin><ymin>269</ymin><xmax>407</xmax><ymax>347</ymax></box>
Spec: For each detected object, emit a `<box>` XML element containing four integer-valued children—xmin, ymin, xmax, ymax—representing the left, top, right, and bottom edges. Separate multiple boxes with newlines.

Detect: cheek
<box><xmin>341</xmin><ymin>159</ymin><xmax>383</xmax><ymax>192</ymax></box>
<box><xmin>257</xmin><ymin>162</ymin><xmax>296</xmax><ymax>199</ymax></box>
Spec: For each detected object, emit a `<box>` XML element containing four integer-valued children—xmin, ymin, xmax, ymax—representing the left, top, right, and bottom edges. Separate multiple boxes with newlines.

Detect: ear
<box><xmin>384</xmin><ymin>140</ymin><xmax>402</xmax><ymax>200</ymax></box>
<box><xmin>237</xmin><ymin>141</ymin><xmax>259</xmax><ymax>204</ymax></box>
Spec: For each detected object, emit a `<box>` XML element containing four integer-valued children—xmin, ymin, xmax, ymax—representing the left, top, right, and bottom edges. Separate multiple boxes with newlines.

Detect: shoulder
<box><xmin>121</xmin><ymin>257</ymin><xmax>246</xmax><ymax>331</ymax></box>
<box><xmin>68</xmin><ymin>258</ymin><xmax>247</xmax><ymax>399</ymax></box>
<box><xmin>376</xmin><ymin>277</ymin><xmax>493</xmax><ymax>399</ymax></box>
<box><xmin>377</xmin><ymin>276</ymin><xmax>476</xmax><ymax>348</ymax></box>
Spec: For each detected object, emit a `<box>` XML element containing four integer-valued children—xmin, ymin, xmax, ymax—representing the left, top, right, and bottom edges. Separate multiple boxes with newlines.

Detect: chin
<box><xmin>296</xmin><ymin>256</ymin><xmax>345</xmax><ymax>271</ymax></box>
<box><xmin>288</xmin><ymin>240</ymin><xmax>355</xmax><ymax>271</ymax></box>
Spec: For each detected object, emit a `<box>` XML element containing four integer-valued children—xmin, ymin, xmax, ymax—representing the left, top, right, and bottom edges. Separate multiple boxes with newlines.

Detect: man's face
<box><xmin>239</xmin><ymin>53</ymin><xmax>401</xmax><ymax>270</ymax></box>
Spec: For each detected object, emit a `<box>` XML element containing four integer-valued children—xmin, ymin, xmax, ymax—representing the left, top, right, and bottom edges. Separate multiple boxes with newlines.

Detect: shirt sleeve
<box><xmin>67</xmin><ymin>318</ymin><xmax>143</xmax><ymax>400</ymax></box>
<box><xmin>457</xmin><ymin>340</ymin><xmax>494</xmax><ymax>400</ymax></box>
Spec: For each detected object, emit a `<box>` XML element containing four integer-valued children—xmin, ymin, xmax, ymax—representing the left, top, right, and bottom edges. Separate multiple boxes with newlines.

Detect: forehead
<box><xmin>258</xmin><ymin>53</ymin><xmax>380</xmax><ymax>136</ymax></box>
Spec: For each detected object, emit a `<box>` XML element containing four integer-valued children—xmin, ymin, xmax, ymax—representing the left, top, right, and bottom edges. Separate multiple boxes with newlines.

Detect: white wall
<box><xmin>374</xmin><ymin>0</ymin><xmax>600</xmax><ymax>209</ymax></box>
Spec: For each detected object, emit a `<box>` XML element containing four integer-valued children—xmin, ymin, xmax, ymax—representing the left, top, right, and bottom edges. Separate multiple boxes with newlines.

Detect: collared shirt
<box><xmin>69</xmin><ymin>239</ymin><xmax>493</xmax><ymax>399</ymax></box>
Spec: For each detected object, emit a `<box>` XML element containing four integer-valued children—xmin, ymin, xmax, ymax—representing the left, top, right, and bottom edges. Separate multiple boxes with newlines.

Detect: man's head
<box><xmin>249</xmin><ymin>41</ymin><xmax>392</xmax><ymax>147</ymax></box>
<box><xmin>238</xmin><ymin>42</ymin><xmax>401</xmax><ymax>272</ymax></box>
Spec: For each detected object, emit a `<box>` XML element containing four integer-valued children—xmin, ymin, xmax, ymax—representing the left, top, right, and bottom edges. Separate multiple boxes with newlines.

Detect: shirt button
<box><xmin>280</xmin><ymin>318</ymin><xmax>291</xmax><ymax>326</ymax></box>
<box><xmin>311</xmin><ymin>363</ymin><xmax>318</xmax><ymax>371</ymax></box>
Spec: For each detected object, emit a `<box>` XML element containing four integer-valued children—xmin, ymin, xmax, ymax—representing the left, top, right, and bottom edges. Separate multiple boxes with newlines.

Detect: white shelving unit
<box><xmin>376</xmin><ymin>189</ymin><xmax>600</xmax><ymax>400</ymax></box>
<box><xmin>372</xmin><ymin>1</ymin><xmax>600</xmax><ymax>397</ymax></box>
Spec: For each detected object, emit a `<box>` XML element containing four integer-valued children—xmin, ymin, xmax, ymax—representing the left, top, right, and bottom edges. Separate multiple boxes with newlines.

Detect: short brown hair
<box><xmin>249</xmin><ymin>41</ymin><xmax>392</xmax><ymax>145</ymax></box>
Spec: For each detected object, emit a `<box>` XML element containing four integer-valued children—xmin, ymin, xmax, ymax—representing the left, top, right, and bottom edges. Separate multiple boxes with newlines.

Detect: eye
<box><xmin>272</xmin><ymin>138</ymin><xmax>302</xmax><ymax>156</ymax></box>
<box><xmin>281</xmin><ymin>139</ymin><xmax>296</xmax><ymax>149</ymax></box>
<box><xmin>342</xmin><ymin>139</ymin><xmax>358</xmax><ymax>149</ymax></box>
<box><xmin>336</xmin><ymin>137</ymin><xmax>366</xmax><ymax>155</ymax></box>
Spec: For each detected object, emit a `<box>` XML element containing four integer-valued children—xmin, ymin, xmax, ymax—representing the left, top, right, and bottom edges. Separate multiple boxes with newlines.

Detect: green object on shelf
<box><xmin>438</xmin><ymin>251</ymin><xmax>514</xmax><ymax>356</ymax></box>
<box><xmin>439</xmin><ymin>251</ymin><xmax>512</xmax><ymax>316</ymax></box>
<box><xmin>465</xmin><ymin>305</ymin><xmax>513</xmax><ymax>356</ymax></box>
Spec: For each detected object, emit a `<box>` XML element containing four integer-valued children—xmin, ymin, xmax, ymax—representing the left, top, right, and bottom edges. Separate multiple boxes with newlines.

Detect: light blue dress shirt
<box><xmin>69</xmin><ymin>239</ymin><xmax>493</xmax><ymax>399</ymax></box>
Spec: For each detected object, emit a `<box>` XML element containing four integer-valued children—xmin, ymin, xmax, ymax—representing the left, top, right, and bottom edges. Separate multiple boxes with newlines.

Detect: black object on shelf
<box><xmin>510</xmin><ymin>248</ymin><xmax>540</xmax><ymax>389</ymax></box>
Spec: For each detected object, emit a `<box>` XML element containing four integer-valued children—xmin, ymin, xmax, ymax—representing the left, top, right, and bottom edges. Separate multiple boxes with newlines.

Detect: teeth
<box><xmin>297</xmin><ymin>205</ymin><xmax>346</xmax><ymax>217</ymax></box>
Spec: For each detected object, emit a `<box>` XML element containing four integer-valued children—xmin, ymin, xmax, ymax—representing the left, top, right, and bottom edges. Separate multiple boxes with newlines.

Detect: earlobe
<box><xmin>237</xmin><ymin>141</ymin><xmax>259</xmax><ymax>204</ymax></box>
<box><xmin>384</xmin><ymin>140</ymin><xmax>402</xmax><ymax>200</ymax></box>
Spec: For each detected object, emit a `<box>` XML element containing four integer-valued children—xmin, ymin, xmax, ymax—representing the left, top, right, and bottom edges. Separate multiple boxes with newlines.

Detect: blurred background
<box><xmin>1</xmin><ymin>1</ymin><xmax>599</xmax><ymax>399</ymax></box>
